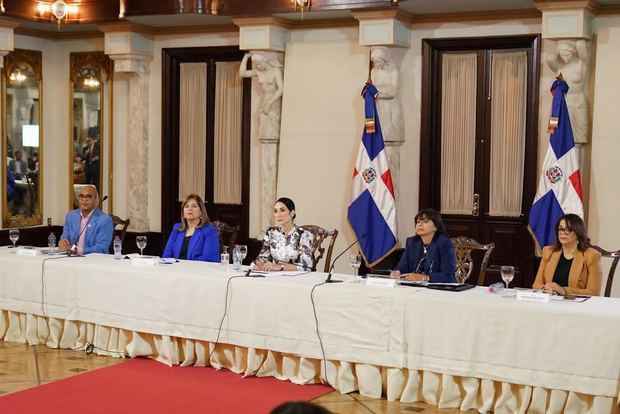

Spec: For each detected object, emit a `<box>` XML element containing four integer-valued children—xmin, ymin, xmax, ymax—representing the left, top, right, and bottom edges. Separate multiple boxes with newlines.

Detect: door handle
<box><xmin>472</xmin><ymin>193</ymin><xmax>480</xmax><ymax>216</ymax></box>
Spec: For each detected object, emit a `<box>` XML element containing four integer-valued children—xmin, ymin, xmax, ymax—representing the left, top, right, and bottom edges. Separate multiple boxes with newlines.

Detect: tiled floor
<box><xmin>0</xmin><ymin>341</ymin><xmax>472</xmax><ymax>413</ymax></box>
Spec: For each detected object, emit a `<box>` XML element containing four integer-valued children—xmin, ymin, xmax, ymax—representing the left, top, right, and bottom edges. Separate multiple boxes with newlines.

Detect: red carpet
<box><xmin>0</xmin><ymin>358</ymin><xmax>333</xmax><ymax>413</ymax></box>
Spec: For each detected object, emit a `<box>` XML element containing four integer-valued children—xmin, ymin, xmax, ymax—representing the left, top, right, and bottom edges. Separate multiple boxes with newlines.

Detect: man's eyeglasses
<box><xmin>78</xmin><ymin>194</ymin><xmax>94</xmax><ymax>200</ymax></box>
<box><xmin>557</xmin><ymin>227</ymin><xmax>573</xmax><ymax>235</ymax></box>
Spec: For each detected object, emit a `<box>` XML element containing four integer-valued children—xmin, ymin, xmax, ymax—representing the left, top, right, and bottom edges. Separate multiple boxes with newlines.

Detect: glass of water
<box><xmin>349</xmin><ymin>253</ymin><xmax>362</xmax><ymax>278</ymax></box>
<box><xmin>501</xmin><ymin>265</ymin><xmax>515</xmax><ymax>289</ymax></box>
<box><xmin>9</xmin><ymin>229</ymin><xmax>19</xmax><ymax>248</ymax></box>
<box><xmin>237</xmin><ymin>245</ymin><xmax>248</xmax><ymax>264</ymax></box>
<box><xmin>136</xmin><ymin>235</ymin><xmax>147</xmax><ymax>256</ymax></box>
<box><xmin>220</xmin><ymin>245</ymin><xmax>230</xmax><ymax>271</ymax></box>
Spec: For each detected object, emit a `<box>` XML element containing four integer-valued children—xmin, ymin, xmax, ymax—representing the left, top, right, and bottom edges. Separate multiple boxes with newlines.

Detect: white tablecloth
<box><xmin>1</xmin><ymin>249</ymin><xmax>619</xmax><ymax>413</ymax></box>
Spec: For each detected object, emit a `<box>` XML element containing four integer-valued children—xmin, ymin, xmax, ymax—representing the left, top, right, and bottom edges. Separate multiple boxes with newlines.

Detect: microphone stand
<box><xmin>325</xmin><ymin>234</ymin><xmax>366</xmax><ymax>283</ymax></box>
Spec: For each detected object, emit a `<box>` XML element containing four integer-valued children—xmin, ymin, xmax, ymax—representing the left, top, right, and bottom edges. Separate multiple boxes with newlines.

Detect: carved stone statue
<box><xmin>546</xmin><ymin>39</ymin><xmax>589</xmax><ymax>144</ymax></box>
<box><xmin>370</xmin><ymin>46</ymin><xmax>404</xmax><ymax>143</ymax></box>
<box><xmin>239</xmin><ymin>51</ymin><xmax>284</xmax><ymax>142</ymax></box>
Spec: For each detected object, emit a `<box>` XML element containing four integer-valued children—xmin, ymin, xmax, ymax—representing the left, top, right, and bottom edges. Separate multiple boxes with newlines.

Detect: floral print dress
<box><xmin>257</xmin><ymin>226</ymin><xmax>315</xmax><ymax>271</ymax></box>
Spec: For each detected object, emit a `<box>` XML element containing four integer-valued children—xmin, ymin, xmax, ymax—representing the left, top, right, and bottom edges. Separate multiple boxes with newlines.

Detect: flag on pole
<box><xmin>528</xmin><ymin>79</ymin><xmax>584</xmax><ymax>249</ymax></box>
<box><xmin>348</xmin><ymin>83</ymin><xmax>398</xmax><ymax>267</ymax></box>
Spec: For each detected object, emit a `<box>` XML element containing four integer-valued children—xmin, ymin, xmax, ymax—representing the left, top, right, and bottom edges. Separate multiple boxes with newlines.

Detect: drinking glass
<box><xmin>237</xmin><ymin>245</ymin><xmax>248</xmax><ymax>264</ymax></box>
<box><xmin>501</xmin><ymin>265</ymin><xmax>515</xmax><ymax>289</ymax></box>
<box><xmin>9</xmin><ymin>229</ymin><xmax>19</xmax><ymax>248</ymax></box>
<box><xmin>220</xmin><ymin>245</ymin><xmax>230</xmax><ymax>271</ymax></box>
<box><xmin>136</xmin><ymin>235</ymin><xmax>147</xmax><ymax>256</ymax></box>
<box><xmin>349</xmin><ymin>253</ymin><xmax>361</xmax><ymax>278</ymax></box>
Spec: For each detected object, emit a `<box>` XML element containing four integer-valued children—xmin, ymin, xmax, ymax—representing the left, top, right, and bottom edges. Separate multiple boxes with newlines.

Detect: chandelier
<box><xmin>37</xmin><ymin>1</ymin><xmax>79</xmax><ymax>27</ymax></box>
<box><xmin>9</xmin><ymin>69</ymin><xmax>26</xmax><ymax>83</ymax></box>
<box><xmin>292</xmin><ymin>0</ymin><xmax>310</xmax><ymax>12</ymax></box>
<box><xmin>83</xmin><ymin>77</ymin><xmax>100</xmax><ymax>88</ymax></box>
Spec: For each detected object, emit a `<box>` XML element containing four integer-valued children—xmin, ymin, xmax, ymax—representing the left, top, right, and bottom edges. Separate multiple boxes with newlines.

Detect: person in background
<box><xmin>533</xmin><ymin>214</ymin><xmax>602</xmax><ymax>296</ymax></box>
<box><xmin>162</xmin><ymin>194</ymin><xmax>219</xmax><ymax>262</ymax></box>
<box><xmin>8</xmin><ymin>150</ymin><xmax>28</xmax><ymax>179</ymax></box>
<box><xmin>59</xmin><ymin>185</ymin><xmax>113</xmax><ymax>255</ymax></box>
<box><xmin>254</xmin><ymin>197</ymin><xmax>314</xmax><ymax>272</ymax></box>
<box><xmin>391</xmin><ymin>208</ymin><xmax>457</xmax><ymax>283</ymax></box>
<box><xmin>82</xmin><ymin>136</ymin><xmax>100</xmax><ymax>187</ymax></box>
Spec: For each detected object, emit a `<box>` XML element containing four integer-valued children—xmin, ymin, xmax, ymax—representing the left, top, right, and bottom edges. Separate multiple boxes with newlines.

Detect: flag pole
<box><xmin>367</xmin><ymin>49</ymin><xmax>373</xmax><ymax>84</ymax></box>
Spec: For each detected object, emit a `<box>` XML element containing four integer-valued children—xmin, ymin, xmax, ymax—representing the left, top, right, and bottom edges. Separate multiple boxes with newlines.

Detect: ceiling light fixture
<box><xmin>37</xmin><ymin>1</ymin><xmax>79</xmax><ymax>27</ymax></box>
<box><xmin>83</xmin><ymin>77</ymin><xmax>100</xmax><ymax>88</ymax></box>
<box><xmin>292</xmin><ymin>0</ymin><xmax>310</xmax><ymax>13</ymax></box>
<box><xmin>9</xmin><ymin>69</ymin><xmax>26</xmax><ymax>83</ymax></box>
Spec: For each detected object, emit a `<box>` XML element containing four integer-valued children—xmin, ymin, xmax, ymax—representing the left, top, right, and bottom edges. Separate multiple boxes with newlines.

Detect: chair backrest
<box><xmin>299</xmin><ymin>225</ymin><xmax>338</xmax><ymax>272</ymax></box>
<box><xmin>211</xmin><ymin>220</ymin><xmax>240</xmax><ymax>253</ymax></box>
<box><xmin>111</xmin><ymin>215</ymin><xmax>130</xmax><ymax>244</ymax></box>
<box><xmin>591</xmin><ymin>245</ymin><xmax>620</xmax><ymax>297</ymax></box>
<box><xmin>451</xmin><ymin>236</ymin><xmax>495</xmax><ymax>285</ymax></box>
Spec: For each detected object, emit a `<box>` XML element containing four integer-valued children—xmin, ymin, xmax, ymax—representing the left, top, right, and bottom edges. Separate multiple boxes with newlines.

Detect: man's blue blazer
<box><xmin>60</xmin><ymin>208</ymin><xmax>114</xmax><ymax>254</ymax></box>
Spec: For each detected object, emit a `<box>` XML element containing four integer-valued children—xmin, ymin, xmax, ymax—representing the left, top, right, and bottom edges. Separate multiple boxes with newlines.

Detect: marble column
<box><xmin>261</xmin><ymin>141</ymin><xmax>279</xmax><ymax>231</ymax></box>
<box><xmin>111</xmin><ymin>55</ymin><xmax>152</xmax><ymax>231</ymax></box>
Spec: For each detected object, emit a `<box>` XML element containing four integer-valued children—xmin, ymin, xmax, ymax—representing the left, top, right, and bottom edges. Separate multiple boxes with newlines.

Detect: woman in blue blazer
<box><xmin>392</xmin><ymin>209</ymin><xmax>457</xmax><ymax>283</ymax></box>
<box><xmin>162</xmin><ymin>194</ymin><xmax>220</xmax><ymax>262</ymax></box>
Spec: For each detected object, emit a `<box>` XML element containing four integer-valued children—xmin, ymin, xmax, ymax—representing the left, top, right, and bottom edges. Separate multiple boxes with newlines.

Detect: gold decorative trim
<box><xmin>2</xmin><ymin>49</ymin><xmax>44</xmax><ymax>228</ymax></box>
<box><xmin>69</xmin><ymin>51</ymin><xmax>112</xmax><ymax>82</ymax></box>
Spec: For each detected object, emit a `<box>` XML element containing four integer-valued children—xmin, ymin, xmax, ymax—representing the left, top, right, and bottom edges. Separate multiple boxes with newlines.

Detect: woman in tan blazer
<box><xmin>533</xmin><ymin>214</ymin><xmax>602</xmax><ymax>296</ymax></box>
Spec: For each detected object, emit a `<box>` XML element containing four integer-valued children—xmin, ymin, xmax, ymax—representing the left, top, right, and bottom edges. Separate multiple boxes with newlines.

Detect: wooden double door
<box><xmin>420</xmin><ymin>35</ymin><xmax>541</xmax><ymax>286</ymax></box>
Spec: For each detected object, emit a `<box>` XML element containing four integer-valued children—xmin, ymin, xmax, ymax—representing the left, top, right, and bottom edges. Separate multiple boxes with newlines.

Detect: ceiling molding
<box><xmin>291</xmin><ymin>17</ymin><xmax>358</xmax><ymax>29</ymax></box>
<box><xmin>0</xmin><ymin>17</ymin><xmax>21</xmax><ymax>29</ymax></box>
<box><xmin>597</xmin><ymin>4</ymin><xmax>620</xmax><ymax>14</ymax></box>
<box><xmin>151</xmin><ymin>24</ymin><xmax>238</xmax><ymax>36</ymax></box>
<box><xmin>231</xmin><ymin>16</ymin><xmax>293</xmax><ymax>28</ymax></box>
<box><xmin>97</xmin><ymin>21</ymin><xmax>155</xmax><ymax>37</ymax></box>
<box><xmin>14</xmin><ymin>27</ymin><xmax>103</xmax><ymax>40</ymax></box>
<box><xmin>534</xmin><ymin>0</ymin><xmax>601</xmax><ymax>13</ymax></box>
<box><xmin>351</xmin><ymin>8</ymin><xmax>413</xmax><ymax>21</ymax></box>
<box><xmin>409</xmin><ymin>8</ymin><xmax>542</xmax><ymax>24</ymax></box>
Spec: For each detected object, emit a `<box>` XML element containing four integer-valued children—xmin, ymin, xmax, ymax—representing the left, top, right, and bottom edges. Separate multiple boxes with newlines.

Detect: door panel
<box><xmin>420</xmin><ymin>36</ymin><xmax>540</xmax><ymax>286</ymax></box>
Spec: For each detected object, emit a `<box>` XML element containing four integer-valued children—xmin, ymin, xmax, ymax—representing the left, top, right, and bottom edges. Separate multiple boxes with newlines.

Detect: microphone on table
<box><xmin>100</xmin><ymin>195</ymin><xmax>108</xmax><ymax>204</ymax></box>
<box><xmin>325</xmin><ymin>233</ymin><xmax>366</xmax><ymax>283</ymax></box>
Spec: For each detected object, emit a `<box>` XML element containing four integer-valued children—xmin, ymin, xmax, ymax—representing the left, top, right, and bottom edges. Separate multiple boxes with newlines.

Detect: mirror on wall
<box><xmin>2</xmin><ymin>49</ymin><xmax>43</xmax><ymax>228</ymax></box>
<box><xmin>69</xmin><ymin>52</ymin><xmax>112</xmax><ymax>210</ymax></box>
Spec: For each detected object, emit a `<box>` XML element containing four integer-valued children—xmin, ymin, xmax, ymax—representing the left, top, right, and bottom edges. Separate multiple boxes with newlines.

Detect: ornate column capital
<box><xmin>99</xmin><ymin>22</ymin><xmax>154</xmax><ymax>71</ymax></box>
<box><xmin>535</xmin><ymin>0</ymin><xmax>599</xmax><ymax>39</ymax></box>
<box><xmin>233</xmin><ymin>16</ymin><xmax>290</xmax><ymax>52</ymax></box>
<box><xmin>109</xmin><ymin>54</ymin><xmax>152</xmax><ymax>74</ymax></box>
<box><xmin>0</xmin><ymin>18</ymin><xmax>19</xmax><ymax>68</ymax></box>
<box><xmin>353</xmin><ymin>8</ymin><xmax>412</xmax><ymax>48</ymax></box>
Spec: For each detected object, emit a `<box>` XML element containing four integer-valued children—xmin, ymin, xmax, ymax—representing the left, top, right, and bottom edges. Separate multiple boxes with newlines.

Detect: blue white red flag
<box><xmin>528</xmin><ymin>79</ymin><xmax>584</xmax><ymax>249</ymax></box>
<box><xmin>348</xmin><ymin>83</ymin><xmax>398</xmax><ymax>267</ymax></box>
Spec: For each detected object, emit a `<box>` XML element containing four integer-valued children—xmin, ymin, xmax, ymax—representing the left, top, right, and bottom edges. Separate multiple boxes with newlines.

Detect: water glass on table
<box><xmin>232</xmin><ymin>245</ymin><xmax>241</xmax><ymax>272</ymax></box>
<box><xmin>501</xmin><ymin>265</ymin><xmax>515</xmax><ymax>289</ymax></box>
<box><xmin>349</xmin><ymin>253</ymin><xmax>361</xmax><ymax>280</ymax></box>
<box><xmin>9</xmin><ymin>229</ymin><xmax>19</xmax><ymax>248</ymax></box>
<box><xmin>136</xmin><ymin>235</ymin><xmax>147</xmax><ymax>256</ymax></box>
<box><xmin>220</xmin><ymin>246</ymin><xmax>230</xmax><ymax>272</ymax></box>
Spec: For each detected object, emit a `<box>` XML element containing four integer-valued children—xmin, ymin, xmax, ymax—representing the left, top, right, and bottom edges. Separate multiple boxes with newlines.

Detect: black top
<box><xmin>179</xmin><ymin>236</ymin><xmax>192</xmax><ymax>260</ymax></box>
<box><xmin>552</xmin><ymin>253</ymin><xmax>572</xmax><ymax>287</ymax></box>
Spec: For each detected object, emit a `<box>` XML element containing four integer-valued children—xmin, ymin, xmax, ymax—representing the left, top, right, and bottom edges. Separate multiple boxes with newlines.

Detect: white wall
<box><xmin>588</xmin><ymin>15</ymin><xmax>620</xmax><ymax>297</ymax></box>
<box><xmin>277</xmin><ymin>19</ymin><xmax>544</xmax><ymax>272</ymax></box>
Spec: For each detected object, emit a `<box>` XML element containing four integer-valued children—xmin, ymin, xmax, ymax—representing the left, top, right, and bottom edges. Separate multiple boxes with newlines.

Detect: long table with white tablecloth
<box><xmin>1</xmin><ymin>248</ymin><xmax>619</xmax><ymax>413</ymax></box>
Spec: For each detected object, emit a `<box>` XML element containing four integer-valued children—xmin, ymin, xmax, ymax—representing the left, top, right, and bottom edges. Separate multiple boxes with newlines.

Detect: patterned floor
<box><xmin>0</xmin><ymin>341</ymin><xmax>474</xmax><ymax>413</ymax></box>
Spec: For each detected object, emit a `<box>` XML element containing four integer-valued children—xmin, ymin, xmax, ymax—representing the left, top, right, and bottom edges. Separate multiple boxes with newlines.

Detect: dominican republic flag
<box><xmin>528</xmin><ymin>79</ymin><xmax>583</xmax><ymax>249</ymax></box>
<box><xmin>348</xmin><ymin>83</ymin><xmax>398</xmax><ymax>267</ymax></box>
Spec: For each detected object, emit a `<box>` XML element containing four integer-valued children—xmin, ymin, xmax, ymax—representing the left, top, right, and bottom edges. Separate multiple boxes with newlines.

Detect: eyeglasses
<box><xmin>78</xmin><ymin>194</ymin><xmax>94</xmax><ymax>200</ymax></box>
<box><xmin>557</xmin><ymin>227</ymin><xmax>574</xmax><ymax>235</ymax></box>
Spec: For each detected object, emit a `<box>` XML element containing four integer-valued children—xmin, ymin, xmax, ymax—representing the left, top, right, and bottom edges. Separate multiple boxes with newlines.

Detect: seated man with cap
<box><xmin>59</xmin><ymin>185</ymin><xmax>113</xmax><ymax>255</ymax></box>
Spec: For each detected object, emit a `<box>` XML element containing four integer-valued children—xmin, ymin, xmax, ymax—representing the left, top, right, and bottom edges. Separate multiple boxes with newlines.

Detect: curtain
<box><xmin>178</xmin><ymin>63</ymin><xmax>207</xmax><ymax>201</ymax></box>
<box><xmin>489</xmin><ymin>50</ymin><xmax>527</xmax><ymax>217</ymax></box>
<box><xmin>440</xmin><ymin>53</ymin><xmax>477</xmax><ymax>215</ymax></box>
<box><xmin>213</xmin><ymin>61</ymin><xmax>243</xmax><ymax>204</ymax></box>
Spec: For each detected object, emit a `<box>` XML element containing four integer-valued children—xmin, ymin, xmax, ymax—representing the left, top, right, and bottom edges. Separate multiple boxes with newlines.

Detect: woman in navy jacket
<box><xmin>162</xmin><ymin>194</ymin><xmax>220</xmax><ymax>262</ymax></box>
<box><xmin>392</xmin><ymin>209</ymin><xmax>457</xmax><ymax>283</ymax></box>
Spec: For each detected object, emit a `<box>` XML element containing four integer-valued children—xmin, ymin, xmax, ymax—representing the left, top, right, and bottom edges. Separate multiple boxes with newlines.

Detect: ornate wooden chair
<box><xmin>592</xmin><ymin>245</ymin><xmax>619</xmax><ymax>297</ymax></box>
<box><xmin>299</xmin><ymin>225</ymin><xmax>338</xmax><ymax>272</ymax></box>
<box><xmin>451</xmin><ymin>236</ymin><xmax>495</xmax><ymax>285</ymax></box>
<box><xmin>111</xmin><ymin>215</ymin><xmax>130</xmax><ymax>244</ymax></box>
<box><xmin>211</xmin><ymin>220</ymin><xmax>240</xmax><ymax>253</ymax></box>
